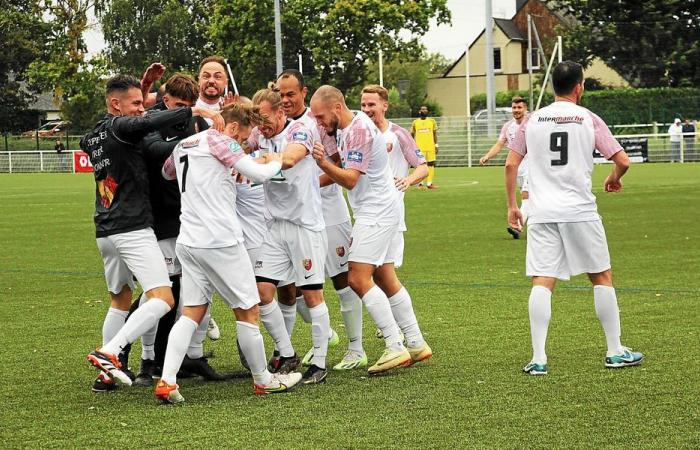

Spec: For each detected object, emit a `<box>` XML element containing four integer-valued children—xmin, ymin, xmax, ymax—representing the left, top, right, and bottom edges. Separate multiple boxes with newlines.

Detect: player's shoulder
<box><xmin>287</xmin><ymin>120</ymin><xmax>312</xmax><ymax>138</ymax></box>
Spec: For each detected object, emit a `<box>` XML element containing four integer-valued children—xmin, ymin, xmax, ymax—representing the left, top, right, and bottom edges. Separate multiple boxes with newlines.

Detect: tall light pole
<box><xmin>485</xmin><ymin>0</ymin><xmax>496</xmax><ymax>132</ymax></box>
<box><xmin>274</xmin><ymin>0</ymin><xmax>283</xmax><ymax>75</ymax></box>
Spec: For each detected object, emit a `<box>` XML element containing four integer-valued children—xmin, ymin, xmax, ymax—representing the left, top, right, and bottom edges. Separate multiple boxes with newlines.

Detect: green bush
<box><xmin>470</xmin><ymin>88</ymin><xmax>700</xmax><ymax>125</ymax></box>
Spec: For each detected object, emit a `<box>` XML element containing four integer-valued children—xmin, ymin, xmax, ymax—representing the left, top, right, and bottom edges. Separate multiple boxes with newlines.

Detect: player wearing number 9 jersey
<box><xmin>505</xmin><ymin>61</ymin><xmax>643</xmax><ymax>376</ymax></box>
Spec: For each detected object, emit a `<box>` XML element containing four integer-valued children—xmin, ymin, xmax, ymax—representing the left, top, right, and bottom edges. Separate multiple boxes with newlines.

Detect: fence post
<box><xmin>72</xmin><ymin>150</ymin><xmax>76</xmax><ymax>174</ymax></box>
<box><xmin>8</xmin><ymin>151</ymin><xmax>12</xmax><ymax>173</ymax></box>
<box><xmin>680</xmin><ymin>137</ymin><xmax>685</xmax><ymax>163</ymax></box>
<box><xmin>4</xmin><ymin>133</ymin><xmax>7</xmax><ymax>152</ymax></box>
<box><xmin>40</xmin><ymin>151</ymin><xmax>44</xmax><ymax>172</ymax></box>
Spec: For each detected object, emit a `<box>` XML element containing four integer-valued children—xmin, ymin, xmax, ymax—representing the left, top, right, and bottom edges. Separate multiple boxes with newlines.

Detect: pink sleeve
<box><xmin>207</xmin><ymin>129</ymin><xmax>246</xmax><ymax>168</ymax></box>
<box><xmin>509</xmin><ymin>117</ymin><xmax>528</xmax><ymax>156</ymax></box>
<box><xmin>589</xmin><ymin>111</ymin><xmax>622</xmax><ymax>159</ymax></box>
<box><xmin>285</xmin><ymin>122</ymin><xmax>313</xmax><ymax>153</ymax></box>
<box><xmin>498</xmin><ymin>121</ymin><xmax>510</xmax><ymax>143</ymax></box>
<box><xmin>162</xmin><ymin>153</ymin><xmax>176</xmax><ymax>180</ymax></box>
<box><xmin>246</xmin><ymin>127</ymin><xmax>260</xmax><ymax>151</ymax></box>
<box><xmin>392</xmin><ymin>123</ymin><xmax>426</xmax><ymax>167</ymax></box>
<box><xmin>343</xmin><ymin>123</ymin><xmax>372</xmax><ymax>173</ymax></box>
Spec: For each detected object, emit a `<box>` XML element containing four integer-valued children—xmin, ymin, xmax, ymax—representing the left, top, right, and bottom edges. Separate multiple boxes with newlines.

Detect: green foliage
<box><xmin>100</xmin><ymin>0</ymin><xmax>214</xmax><ymax>75</ymax></box>
<box><xmin>210</xmin><ymin>0</ymin><xmax>450</xmax><ymax>95</ymax></box>
<box><xmin>470</xmin><ymin>90</ymin><xmax>553</xmax><ymax>112</ymax></box>
<box><xmin>546</xmin><ymin>0</ymin><xmax>700</xmax><ymax>87</ymax></box>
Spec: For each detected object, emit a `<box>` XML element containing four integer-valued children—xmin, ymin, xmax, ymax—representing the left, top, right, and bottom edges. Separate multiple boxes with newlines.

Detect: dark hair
<box><xmin>552</xmin><ymin>61</ymin><xmax>584</xmax><ymax>96</ymax></box>
<box><xmin>277</xmin><ymin>69</ymin><xmax>305</xmax><ymax>89</ymax></box>
<box><xmin>511</xmin><ymin>96</ymin><xmax>528</xmax><ymax>106</ymax></box>
<box><xmin>106</xmin><ymin>75</ymin><xmax>141</xmax><ymax>95</ymax></box>
<box><xmin>198</xmin><ymin>55</ymin><xmax>228</xmax><ymax>75</ymax></box>
<box><xmin>164</xmin><ymin>73</ymin><xmax>199</xmax><ymax>103</ymax></box>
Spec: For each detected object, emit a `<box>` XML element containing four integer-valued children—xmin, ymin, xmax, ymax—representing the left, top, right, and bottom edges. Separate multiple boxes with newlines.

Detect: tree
<box><xmin>0</xmin><ymin>0</ymin><xmax>49</xmax><ymax>132</ymax></box>
<box><xmin>211</xmin><ymin>0</ymin><xmax>450</xmax><ymax>94</ymax></box>
<box><xmin>547</xmin><ymin>0</ymin><xmax>700</xmax><ymax>87</ymax></box>
<box><xmin>100</xmin><ymin>0</ymin><xmax>214</xmax><ymax>75</ymax></box>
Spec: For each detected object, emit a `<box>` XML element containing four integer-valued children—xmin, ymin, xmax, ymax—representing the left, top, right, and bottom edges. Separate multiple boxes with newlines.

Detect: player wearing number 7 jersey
<box><xmin>505</xmin><ymin>61</ymin><xmax>643</xmax><ymax>376</ymax></box>
<box><xmin>156</xmin><ymin>103</ymin><xmax>302</xmax><ymax>403</ymax></box>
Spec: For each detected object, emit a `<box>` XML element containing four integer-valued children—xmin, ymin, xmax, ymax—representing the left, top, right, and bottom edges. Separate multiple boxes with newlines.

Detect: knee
<box><xmin>348</xmin><ymin>273</ymin><xmax>370</xmax><ymax>298</ymax></box>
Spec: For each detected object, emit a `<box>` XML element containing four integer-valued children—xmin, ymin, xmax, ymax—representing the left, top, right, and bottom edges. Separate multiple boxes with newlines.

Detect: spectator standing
<box><xmin>55</xmin><ymin>139</ymin><xmax>67</xmax><ymax>171</ymax></box>
<box><xmin>411</xmin><ymin>105</ymin><xmax>439</xmax><ymax>189</ymax></box>
<box><xmin>667</xmin><ymin>118</ymin><xmax>683</xmax><ymax>162</ymax></box>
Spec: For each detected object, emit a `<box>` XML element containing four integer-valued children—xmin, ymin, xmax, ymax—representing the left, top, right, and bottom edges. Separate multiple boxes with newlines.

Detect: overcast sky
<box><xmin>85</xmin><ymin>0</ymin><xmax>517</xmax><ymax>65</ymax></box>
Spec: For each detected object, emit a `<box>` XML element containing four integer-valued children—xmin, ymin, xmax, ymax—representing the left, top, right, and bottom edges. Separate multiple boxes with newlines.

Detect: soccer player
<box><xmin>249</xmin><ymin>86</ymin><xmax>332</xmax><ymax>384</ymax></box>
<box><xmin>311</xmin><ymin>86</ymin><xmax>432</xmax><ymax>375</ymax></box>
<box><xmin>480</xmin><ymin>96</ymin><xmax>530</xmax><ymax>239</ymax></box>
<box><xmin>505</xmin><ymin>61</ymin><xmax>643</xmax><ymax>376</ymax></box>
<box><xmin>157</xmin><ymin>103</ymin><xmax>302</xmax><ymax>403</ymax></box>
<box><xmin>275</xmin><ymin>69</ymin><xmax>359</xmax><ymax>370</ymax></box>
<box><xmin>82</xmin><ymin>74</ymin><xmax>224</xmax><ymax>387</ymax></box>
<box><xmin>411</xmin><ymin>105</ymin><xmax>439</xmax><ymax>189</ymax></box>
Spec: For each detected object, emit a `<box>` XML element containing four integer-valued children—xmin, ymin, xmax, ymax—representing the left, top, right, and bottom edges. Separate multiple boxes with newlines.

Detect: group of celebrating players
<box><xmin>82</xmin><ymin>55</ymin><xmax>433</xmax><ymax>403</ymax></box>
<box><xmin>81</xmin><ymin>54</ymin><xmax>644</xmax><ymax>405</ymax></box>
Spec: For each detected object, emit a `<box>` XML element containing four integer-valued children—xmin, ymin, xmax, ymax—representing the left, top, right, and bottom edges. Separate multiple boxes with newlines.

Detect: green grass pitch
<box><xmin>0</xmin><ymin>163</ymin><xmax>698</xmax><ymax>448</ymax></box>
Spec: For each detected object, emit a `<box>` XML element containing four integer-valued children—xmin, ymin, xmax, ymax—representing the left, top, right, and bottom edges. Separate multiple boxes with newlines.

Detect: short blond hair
<box><xmin>252</xmin><ymin>82</ymin><xmax>282</xmax><ymax>110</ymax></box>
<box><xmin>220</xmin><ymin>103</ymin><xmax>270</xmax><ymax>128</ymax></box>
<box><xmin>361</xmin><ymin>84</ymin><xmax>389</xmax><ymax>102</ymax></box>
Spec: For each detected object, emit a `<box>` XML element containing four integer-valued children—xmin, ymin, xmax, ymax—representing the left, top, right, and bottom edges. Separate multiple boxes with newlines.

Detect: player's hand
<box><xmin>508</xmin><ymin>207</ymin><xmax>524</xmax><ymax>232</ymax></box>
<box><xmin>312</xmin><ymin>141</ymin><xmax>327</xmax><ymax>166</ymax></box>
<box><xmin>142</xmin><ymin>63</ymin><xmax>165</xmax><ymax>84</ymax></box>
<box><xmin>267</xmin><ymin>152</ymin><xmax>282</xmax><ymax>164</ymax></box>
<box><xmin>479</xmin><ymin>156</ymin><xmax>488</xmax><ymax>166</ymax></box>
<box><xmin>604</xmin><ymin>173</ymin><xmax>623</xmax><ymax>192</ymax></box>
<box><xmin>222</xmin><ymin>92</ymin><xmax>240</xmax><ymax>106</ymax></box>
<box><xmin>192</xmin><ymin>108</ymin><xmax>225</xmax><ymax>132</ymax></box>
<box><xmin>394</xmin><ymin>176</ymin><xmax>410</xmax><ymax>192</ymax></box>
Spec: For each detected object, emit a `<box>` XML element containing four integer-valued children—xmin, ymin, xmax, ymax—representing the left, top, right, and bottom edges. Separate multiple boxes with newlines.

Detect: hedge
<box><xmin>470</xmin><ymin>87</ymin><xmax>700</xmax><ymax>125</ymax></box>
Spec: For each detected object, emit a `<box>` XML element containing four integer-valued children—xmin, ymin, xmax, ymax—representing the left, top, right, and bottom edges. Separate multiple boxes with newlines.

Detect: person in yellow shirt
<box><xmin>411</xmin><ymin>105</ymin><xmax>439</xmax><ymax>189</ymax></box>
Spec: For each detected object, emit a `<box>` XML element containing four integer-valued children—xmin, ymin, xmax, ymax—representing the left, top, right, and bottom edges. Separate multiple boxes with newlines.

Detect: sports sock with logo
<box><xmin>308</xmin><ymin>302</ymin><xmax>330</xmax><ymax>369</ymax></box>
<box><xmin>388</xmin><ymin>287</ymin><xmax>425</xmax><ymax>348</ymax></box>
<box><xmin>160</xmin><ymin>315</ymin><xmax>198</xmax><ymax>385</ymax></box>
<box><xmin>186</xmin><ymin>308</ymin><xmax>209</xmax><ymax>359</ymax></box>
<box><xmin>337</xmin><ymin>287</ymin><xmax>364</xmax><ymax>353</ymax></box>
<box><xmin>237</xmin><ymin>321</ymin><xmax>272</xmax><ymax>386</ymax></box>
<box><xmin>279</xmin><ymin>301</ymin><xmax>297</xmax><ymax>338</ymax></box>
<box><xmin>101</xmin><ymin>298</ymin><xmax>171</xmax><ymax>355</ymax></box>
<box><xmin>362</xmin><ymin>285</ymin><xmax>403</xmax><ymax>350</ymax></box>
<box><xmin>260</xmin><ymin>300</ymin><xmax>295</xmax><ymax>357</ymax></box>
<box><xmin>529</xmin><ymin>286</ymin><xmax>552</xmax><ymax>364</ymax></box>
<box><xmin>594</xmin><ymin>285</ymin><xmax>624</xmax><ymax>356</ymax></box>
<box><xmin>102</xmin><ymin>307</ymin><xmax>128</xmax><ymax>346</ymax></box>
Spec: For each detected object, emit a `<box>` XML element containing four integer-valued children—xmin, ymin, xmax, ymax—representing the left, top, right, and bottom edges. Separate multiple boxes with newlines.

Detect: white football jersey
<box><xmin>294</xmin><ymin>108</ymin><xmax>351</xmax><ymax>227</ymax></box>
<box><xmin>509</xmin><ymin>101</ymin><xmax>622</xmax><ymax>224</ymax></box>
<box><xmin>234</xmin><ymin>142</ymin><xmax>269</xmax><ymax>250</ymax></box>
<box><xmin>383</xmin><ymin>121</ymin><xmax>426</xmax><ymax>231</ymax></box>
<box><xmin>500</xmin><ymin>118</ymin><xmax>528</xmax><ymax>179</ymax></box>
<box><xmin>250</xmin><ymin>120</ymin><xmax>325</xmax><ymax>232</ymax></box>
<box><xmin>163</xmin><ymin>129</ymin><xmax>247</xmax><ymax>248</ymax></box>
<box><xmin>337</xmin><ymin>112</ymin><xmax>400</xmax><ymax>226</ymax></box>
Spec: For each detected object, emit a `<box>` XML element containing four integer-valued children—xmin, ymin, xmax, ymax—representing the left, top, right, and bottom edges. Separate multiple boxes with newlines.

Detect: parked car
<box><xmin>470</xmin><ymin>107</ymin><xmax>512</xmax><ymax>123</ymax></box>
<box><xmin>21</xmin><ymin>121</ymin><xmax>71</xmax><ymax>138</ymax></box>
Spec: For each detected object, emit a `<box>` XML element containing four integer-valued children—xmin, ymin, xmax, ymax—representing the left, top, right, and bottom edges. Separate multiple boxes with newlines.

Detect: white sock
<box><xmin>338</xmin><ymin>287</ymin><xmax>363</xmax><ymax>353</ymax></box>
<box><xmin>296</xmin><ymin>295</ymin><xmax>311</xmax><ymax>323</ymax></box>
<box><xmin>594</xmin><ymin>285</ymin><xmax>624</xmax><ymax>356</ymax></box>
<box><xmin>388</xmin><ymin>287</ymin><xmax>425</xmax><ymax>348</ymax></box>
<box><xmin>528</xmin><ymin>286</ymin><xmax>552</xmax><ymax>364</ymax></box>
<box><xmin>237</xmin><ymin>321</ymin><xmax>272</xmax><ymax>386</ymax></box>
<box><xmin>186</xmin><ymin>308</ymin><xmax>209</xmax><ymax>359</ymax></box>
<box><xmin>309</xmin><ymin>302</ymin><xmax>330</xmax><ymax>369</ymax></box>
<box><xmin>362</xmin><ymin>286</ymin><xmax>403</xmax><ymax>350</ymax></box>
<box><xmin>141</xmin><ymin>323</ymin><xmax>157</xmax><ymax>361</ymax></box>
<box><xmin>278</xmin><ymin>302</ymin><xmax>297</xmax><ymax>338</ymax></box>
<box><xmin>160</xmin><ymin>316</ymin><xmax>197</xmax><ymax>385</ymax></box>
<box><xmin>260</xmin><ymin>300</ymin><xmax>294</xmax><ymax>357</ymax></box>
<box><xmin>102</xmin><ymin>307</ymin><xmax>127</xmax><ymax>346</ymax></box>
<box><xmin>102</xmin><ymin>298</ymin><xmax>171</xmax><ymax>355</ymax></box>
<box><xmin>521</xmin><ymin>199</ymin><xmax>529</xmax><ymax>223</ymax></box>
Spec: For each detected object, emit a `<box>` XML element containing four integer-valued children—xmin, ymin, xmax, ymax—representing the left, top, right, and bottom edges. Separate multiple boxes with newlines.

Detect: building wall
<box><xmin>586</xmin><ymin>58</ymin><xmax>629</xmax><ymax>88</ymax></box>
<box><xmin>427</xmin><ymin>73</ymin><xmax>531</xmax><ymax>116</ymax></box>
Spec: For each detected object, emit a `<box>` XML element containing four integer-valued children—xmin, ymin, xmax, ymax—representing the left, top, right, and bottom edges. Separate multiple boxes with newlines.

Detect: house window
<box><xmin>529</xmin><ymin>48</ymin><xmax>540</xmax><ymax>70</ymax></box>
<box><xmin>494</xmin><ymin>48</ymin><xmax>502</xmax><ymax>71</ymax></box>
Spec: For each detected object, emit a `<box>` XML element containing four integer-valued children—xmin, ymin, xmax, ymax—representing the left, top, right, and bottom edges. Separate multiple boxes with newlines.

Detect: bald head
<box><xmin>312</xmin><ymin>85</ymin><xmax>347</xmax><ymax>107</ymax></box>
<box><xmin>310</xmin><ymin>85</ymin><xmax>349</xmax><ymax>137</ymax></box>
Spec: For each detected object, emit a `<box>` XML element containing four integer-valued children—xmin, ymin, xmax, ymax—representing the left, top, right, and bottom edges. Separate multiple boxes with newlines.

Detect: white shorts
<box><xmin>96</xmin><ymin>228</ymin><xmax>171</xmax><ymax>294</ymax></box>
<box><xmin>386</xmin><ymin>232</ymin><xmax>404</xmax><ymax>268</ymax></box>
<box><xmin>526</xmin><ymin>220</ymin><xmax>611</xmax><ymax>281</ymax></box>
<box><xmin>254</xmin><ymin>219</ymin><xmax>327</xmax><ymax>287</ymax></box>
<box><xmin>517</xmin><ymin>175</ymin><xmax>529</xmax><ymax>192</ymax></box>
<box><xmin>246</xmin><ymin>246</ymin><xmax>260</xmax><ymax>269</ymax></box>
<box><xmin>325</xmin><ymin>221</ymin><xmax>352</xmax><ymax>278</ymax></box>
<box><xmin>348</xmin><ymin>223</ymin><xmax>399</xmax><ymax>266</ymax></box>
<box><xmin>176</xmin><ymin>243</ymin><xmax>259</xmax><ymax>310</ymax></box>
<box><xmin>158</xmin><ymin>237</ymin><xmax>181</xmax><ymax>276</ymax></box>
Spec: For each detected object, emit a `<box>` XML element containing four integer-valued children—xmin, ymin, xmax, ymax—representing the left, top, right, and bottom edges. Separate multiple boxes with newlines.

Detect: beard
<box><xmin>202</xmin><ymin>85</ymin><xmax>222</xmax><ymax>101</ymax></box>
<box><xmin>326</xmin><ymin>116</ymin><xmax>339</xmax><ymax>136</ymax></box>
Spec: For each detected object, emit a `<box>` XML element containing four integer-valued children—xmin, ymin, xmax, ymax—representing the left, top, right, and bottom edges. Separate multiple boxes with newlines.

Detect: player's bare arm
<box><xmin>313</xmin><ymin>142</ymin><xmax>361</xmax><ymax>189</ymax></box>
<box><xmin>319</xmin><ymin>151</ymin><xmax>341</xmax><ymax>187</ymax></box>
<box><xmin>395</xmin><ymin>164</ymin><xmax>428</xmax><ymax>192</ymax></box>
<box><xmin>480</xmin><ymin>140</ymin><xmax>505</xmax><ymax>165</ymax></box>
<box><xmin>604</xmin><ymin>150</ymin><xmax>630</xmax><ymax>193</ymax></box>
<box><xmin>505</xmin><ymin>150</ymin><xmax>524</xmax><ymax>231</ymax></box>
<box><xmin>279</xmin><ymin>143</ymin><xmax>308</xmax><ymax>169</ymax></box>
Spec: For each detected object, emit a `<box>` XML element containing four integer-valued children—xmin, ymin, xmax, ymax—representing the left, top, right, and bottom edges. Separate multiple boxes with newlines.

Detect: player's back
<box><xmin>520</xmin><ymin>101</ymin><xmax>616</xmax><ymax>223</ymax></box>
<box><xmin>172</xmin><ymin>129</ymin><xmax>243</xmax><ymax>248</ymax></box>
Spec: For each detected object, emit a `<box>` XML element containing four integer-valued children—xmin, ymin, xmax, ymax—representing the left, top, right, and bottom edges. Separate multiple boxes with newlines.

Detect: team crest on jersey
<box><xmin>229</xmin><ymin>141</ymin><xmax>242</xmax><ymax>153</ymax></box>
<box><xmin>386</xmin><ymin>143</ymin><xmax>394</xmax><ymax>153</ymax></box>
<box><xmin>336</xmin><ymin>246</ymin><xmax>345</xmax><ymax>257</ymax></box>
<box><xmin>347</xmin><ymin>151</ymin><xmax>363</xmax><ymax>163</ymax></box>
<box><xmin>292</xmin><ymin>131</ymin><xmax>308</xmax><ymax>142</ymax></box>
<box><xmin>415</xmin><ymin>149</ymin><xmax>425</xmax><ymax>158</ymax></box>
<box><xmin>255</xmin><ymin>260</ymin><xmax>263</xmax><ymax>269</ymax></box>
<box><xmin>181</xmin><ymin>138</ymin><xmax>199</xmax><ymax>148</ymax></box>
<box><xmin>302</xmin><ymin>259</ymin><xmax>313</xmax><ymax>271</ymax></box>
